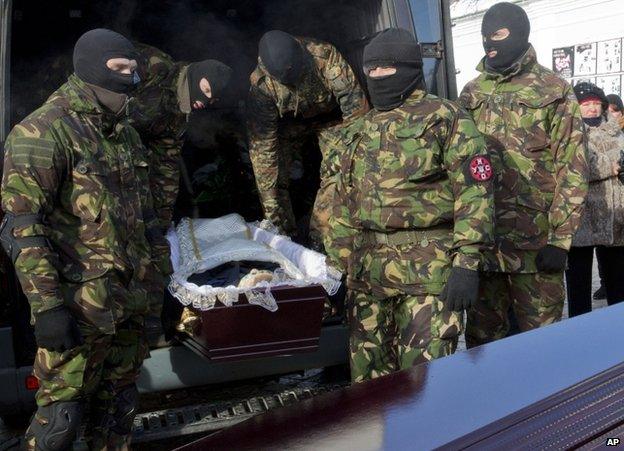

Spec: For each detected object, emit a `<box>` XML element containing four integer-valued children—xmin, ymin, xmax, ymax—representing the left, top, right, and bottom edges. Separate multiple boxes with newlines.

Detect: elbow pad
<box><xmin>0</xmin><ymin>212</ymin><xmax>49</xmax><ymax>263</ymax></box>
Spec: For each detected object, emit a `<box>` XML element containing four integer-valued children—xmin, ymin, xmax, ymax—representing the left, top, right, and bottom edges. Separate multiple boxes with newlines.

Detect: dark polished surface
<box><xmin>179</xmin><ymin>303</ymin><xmax>624</xmax><ymax>450</ymax></box>
<box><xmin>188</xmin><ymin>285</ymin><xmax>325</xmax><ymax>361</ymax></box>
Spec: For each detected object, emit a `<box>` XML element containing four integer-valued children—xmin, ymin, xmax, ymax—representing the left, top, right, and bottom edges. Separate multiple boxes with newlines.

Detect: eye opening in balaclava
<box><xmin>363</xmin><ymin>28</ymin><xmax>425</xmax><ymax>111</ymax></box>
<box><xmin>186</xmin><ymin>60</ymin><xmax>233</xmax><ymax>110</ymax></box>
<box><xmin>481</xmin><ymin>2</ymin><xmax>531</xmax><ymax>73</ymax></box>
<box><xmin>258</xmin><ymin>30</ymin><xmax>308</xmax><ymax>86</ymax></box>
<box><xmin>73</xmin><ymin>28</ymin><xmax>140</xmax><ymax>94</ymax></box>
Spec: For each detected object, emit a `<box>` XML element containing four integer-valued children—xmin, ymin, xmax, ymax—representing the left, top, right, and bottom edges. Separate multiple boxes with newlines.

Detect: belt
<box><xmin>362</xmin><ymin>224</ymin><xmax>453</xmax><ymax>247</ymax></box>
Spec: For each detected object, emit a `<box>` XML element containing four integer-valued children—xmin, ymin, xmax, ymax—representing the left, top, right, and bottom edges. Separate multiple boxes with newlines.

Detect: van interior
<box><xmin>2</xmin><ymin>0</ymin><xmax>450</xmax><ymax>364</ymax></box>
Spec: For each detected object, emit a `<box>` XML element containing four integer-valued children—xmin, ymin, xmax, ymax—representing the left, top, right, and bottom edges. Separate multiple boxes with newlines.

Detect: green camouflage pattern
<box><xmin>325</xmin><ymin>89</ymin><xmax>495</xmax><ymax>291</ymax></box>
<box><xmin>349</xmin><ymin>290</ymin><xmax>460</xmax><ymax>382</ymax></box>
<box><xmin>1</xmin><ymin>75</ymin><xmax>166</xmax><ymax>326</ymax></box>
<box><xmin>130</xmin><ymin>42</ymin><xmax>187</xmax><ymax>233</ymax></box>
<box><xmin>247</xmin><ymin>37</ymin><xmax>369</xmax><ymax>235</ymax></box>
<box><xmin>465</xmin><ymin>271</ymin><xmax>565</xmax><ymax>348</ymax></box>
<box><xmin>25</xmin><ymin>316</ymin><xmax>148</xmax><ymax>449</ymax></box>
<box><xmin>459</xmin><ymin>46</ymin><xmax>588</xmax><ymax>273</ymax></box>
<box><xmin>325</xmin><ymin>89</ymin><xmax>494</xmax><ymax>380</ymax></box>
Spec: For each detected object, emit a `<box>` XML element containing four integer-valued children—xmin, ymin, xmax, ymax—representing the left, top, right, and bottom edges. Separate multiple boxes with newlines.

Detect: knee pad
<box><xmin>29</xmin><ymin>401</ymin><xmax>83</xmax><ymax>451</ymax></box>
<box><xmin>109</xmin><ymin>384</ymin><xmax>139</xmax><ymax>435</ymax></box>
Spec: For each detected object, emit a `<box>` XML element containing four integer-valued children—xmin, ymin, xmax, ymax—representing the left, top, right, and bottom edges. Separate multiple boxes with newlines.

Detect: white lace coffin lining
<box><xmin>167</xmin><ymin>214</ymin><xmax>342</xmax><ymax>312</ymax></box>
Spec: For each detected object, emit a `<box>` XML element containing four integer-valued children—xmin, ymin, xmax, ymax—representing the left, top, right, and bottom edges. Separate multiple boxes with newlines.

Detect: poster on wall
<box><xmin>574</xmin><ymin>43</ymin><xmax>597</xmax><ymax>76</ymax></box>
<box><xmin>597</xmin><ymin>39</ymin><xmax>622</xmax><ymax>74</ymax></box>
<box><xmin>552</xmin><ymin>47</ymin><xmax>575</xmax><ymax>78</ymax></box>
<box><xmin>596</xmin><ymin>76</ymin><xmax>621</xmax><ymax>96</ymax></box>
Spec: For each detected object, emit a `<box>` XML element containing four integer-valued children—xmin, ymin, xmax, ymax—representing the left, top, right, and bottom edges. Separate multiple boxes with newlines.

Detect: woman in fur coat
<box><xmin>566</xmin><ymin>82</ymin><xmax>624</xmax><ymax>316</ymax></box>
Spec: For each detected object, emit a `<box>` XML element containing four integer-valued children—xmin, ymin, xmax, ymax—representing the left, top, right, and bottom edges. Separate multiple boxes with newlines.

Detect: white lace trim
<box><xmin>167</xmin><ymin>216</ymin><xmax>343</xmax><ymax>312</ymax></box>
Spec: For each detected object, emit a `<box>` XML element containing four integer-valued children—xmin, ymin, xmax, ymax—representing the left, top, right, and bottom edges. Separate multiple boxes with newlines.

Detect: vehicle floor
<box><xmin>0</xmin><ymin>263</ymin><xmax>608</xmax><ymax>448</ymax></box>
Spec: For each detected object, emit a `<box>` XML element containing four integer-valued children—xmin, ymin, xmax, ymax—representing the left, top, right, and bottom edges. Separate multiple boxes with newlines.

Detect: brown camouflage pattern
<box><xmin>465</xmin><ymin>271</ymin><xmax>565</xmax><ymax>348</ymax></box>
<box><xmin>2</xmin><ymin>74</ymin><xmax>165</xmax><ymax>322</ymax></box>
<box><xmin>325</xmin><ymin>89</ymin><xmax>494</xmax><ymax>380</ymax></box>
<box><xmin>3</xmin><ymin>75</ymin><xmax>160</xmax><ymax>448</ymax></box>
<box><xmin>130</xmin><ymin>42</ymin><xmax>187</xmax><ymax>235</ymax></box>
<box><xmin>25</xmin><ymin>316</ymin><xmax>148</xmax><ymax>449</ymax></box>
<box><xmin>247</xmin><ymin>37</ymin><xmax>369</xmax><ymax>235</ymax></box>
<box><xmin>459</xmin><ymin>46</ymin><xmax>588</xmax><ymax>273</ymax></box>
<box><xmin>349</xmin><ymin>290</ymin><xmax>460</xmax><ymax>382</ymax></box>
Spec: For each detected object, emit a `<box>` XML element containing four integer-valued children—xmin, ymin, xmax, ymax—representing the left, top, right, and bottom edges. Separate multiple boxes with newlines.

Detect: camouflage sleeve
<box><xmin>442</xmin><ymin>106</ymin><xmax>495</xmax><ymax>271</ymax></box>
<box><xmin>1</xmin><ymin>126</ymin><xmax>65</xmax><ymax>315</ymax></box>
<box><xmin>324</xmin><ymin>179</ymin><xmax>355</xmax><ymax>274</ymax></box>
<box><xmin>247</xmin><ymin>85</ymin><xmax>297</xmax><ymax>234</ymax></box>
<box><xmin>133</xmin><ymin>135</ymin><xmax>173</xmax><ymax>277</ymax></box>
<box><xmin>323</xmin><ymin>45</ymin><xmax>369</xmax><ymax>120</ymax></box>
<box><xmin>146</xmin><ymin>135</ymin><xmax>182</xmax><ymax>230</ymax></box>
<box><xmin>547</xmin><ymin>90</ymin><xmax>588</xmax><ymax>250</ymax></box>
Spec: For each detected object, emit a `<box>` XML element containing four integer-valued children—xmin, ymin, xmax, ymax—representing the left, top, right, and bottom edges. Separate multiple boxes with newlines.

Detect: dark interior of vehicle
<box><xmin>4</xmin><ymin>0</ymin><xmax>386</xmax><ymax>360</ymax></box>
<box><xmin>9</xmin><ymin>0</ymin><xmax>383</xmax><ymax>218</ymax></box>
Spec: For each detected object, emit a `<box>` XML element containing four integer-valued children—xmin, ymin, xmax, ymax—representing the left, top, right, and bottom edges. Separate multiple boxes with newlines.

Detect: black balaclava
<box><xmin>187</xmin><ymin>60</ymin><xmax>233</xmax><ymax>109</ymax></box>
<box><xmin>481</xmin><ymin>2</ymin><xmax>531</xmax><ymax>73</ymax></box>
<box><xmin>258</xmin><ymin>30</ymin><xmax>307</xmax><ymax>85</ymax></box>
<box><xmin>574</xmin><ymin>82</ymin><xmax>608</xmax><ymax>127</ymax></box>
<box><xmin>607</xmin><ymin>93</ymin><xmax>624</xmax><ymax>112</ymax></box>
<box><xmin>363</xmin><ymin>28</ymin><xmax>424</xmax><ymax>111</ymax></box>
<box><xmin>73</xmin><ymin>28</ymin><xmax>140</xmax><ymax>94</ymax></box>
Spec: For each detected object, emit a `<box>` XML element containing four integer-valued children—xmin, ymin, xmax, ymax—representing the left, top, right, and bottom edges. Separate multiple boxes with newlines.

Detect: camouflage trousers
<box><xmin>349</xmin><ymin>289</ymin><xmax>461</xmax><ymax>383</ymax></box>
<box><xmin>25</xmin><ymin>315</ymin><xmax>149</xmax><ymax>450</ymax></box>
<box><xmin>465</xmin><ymin>271</ymin><xmax>565</xmax><ymax>348</ymax></box>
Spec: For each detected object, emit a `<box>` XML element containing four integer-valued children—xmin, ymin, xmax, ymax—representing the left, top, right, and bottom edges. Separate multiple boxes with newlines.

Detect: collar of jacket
<box><xmin>65</xmin><ymin>74</ymin><xmax>126</xmax><ymax>135</ymax></box>
<box><xmin>66</xmin><ymin>74</ymin><xmax>105</xmax><ymax>115</ymax></box>
<box><xmin>402</xmin><ymin>88</ymin><xmax>428</xmax><ymax>104</ymax></box>
<box><xmin>476</xmin><ymin>45</ymin><xmax>537</xmax><ymax>82</ymax></box>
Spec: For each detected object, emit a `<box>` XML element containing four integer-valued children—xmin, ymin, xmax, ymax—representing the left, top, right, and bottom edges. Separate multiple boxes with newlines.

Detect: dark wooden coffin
<box><xmin>181</xmin><ymin>285</ymin><xmax>326</xmax><ymax>362</ymax></box>
<box><xmin>178</xmin><ymin>302</ymin><xmax>624</xmax><ymax>450</ymax></box>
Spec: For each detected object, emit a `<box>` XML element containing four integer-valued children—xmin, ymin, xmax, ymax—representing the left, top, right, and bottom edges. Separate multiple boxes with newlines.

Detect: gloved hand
<box><xmin>440</xmin><ymin>267</ymin><xmax>480</xmax><ymax>312</ymax></box>
<box><xmin>535</xmin><ymin>245</ymin><xmax>568</xmax><ymax>273</ymax></box>
<box><xmin>34</xmin><ymin>306</ymin><xmax>83</xmax><ymax>352</ymax></box>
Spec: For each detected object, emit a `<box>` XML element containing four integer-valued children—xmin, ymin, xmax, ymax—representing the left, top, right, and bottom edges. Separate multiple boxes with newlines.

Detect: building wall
<box><xmin>451</xmin><ymin>0</ymin><xmax>624</xmax><ymax>94</ymax></box>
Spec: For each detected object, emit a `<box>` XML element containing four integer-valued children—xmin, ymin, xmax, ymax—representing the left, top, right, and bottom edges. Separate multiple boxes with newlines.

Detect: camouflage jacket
<box><xmin>247</xmin><ymin>37</ymin><xmax>369</xmax><ymax>233</ymax></box>
<box><xmin>325</xmin><ymin>90</ymin><xmax>495</xmax><ymax>297</ymax></box>
<box><xmin>1</xmin><ymin>75</ymin><xmax>167</xmax><ymax>319</ymax></box>
<box><xmin>130</xmin><ymin>42</ymin><xmax>187</xmax><ymax>230</ymax></box>
<box><xmin>459</xmin><ymin>46</ymin><xmax>588</xmax><ymax>273</ymax></box>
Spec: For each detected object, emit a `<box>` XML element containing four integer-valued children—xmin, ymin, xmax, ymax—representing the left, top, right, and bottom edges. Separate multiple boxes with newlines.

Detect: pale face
<box><xmin>580</xmin><ymin>100</ymin><xmax>603</xmax><ymax>118</ymax></box>
<box><xmin>609</xmin><ymin>104</ymin><xmax>623</xmax><ymax>119</ymax></box>
<box><xmin>192</xmin><ymin>78</ymin><xmax>212</xmax><ymax>110</ymax></box>
<box><xmin>483</xmin><ymin>27</ymin><xmax>510</xmax><ymax>58</ymax></box>
<box><xmin>368</xmin><ymin>66</ymin><xmax>397</xmax><ymax>78</ymax></box>
<box><xmin>106</xmin><ymin>57</ymin><xmax>137</xmax><ymax>74</ymax></box>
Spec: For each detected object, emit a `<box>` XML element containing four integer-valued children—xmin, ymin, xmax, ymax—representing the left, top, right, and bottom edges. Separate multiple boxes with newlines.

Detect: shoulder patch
<box><xmin>9</xmin><ymin>137</ymin><xmax>56</xmax><ymax>169</ymax></box>
<box><xmin>466</xmin><ymin>155</ymin><xmax>493</xmax><ymax>182</ymax></box>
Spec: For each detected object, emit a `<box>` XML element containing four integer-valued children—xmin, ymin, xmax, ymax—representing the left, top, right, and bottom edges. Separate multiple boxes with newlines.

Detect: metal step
<box><xmin>132</xmin><ymin>383</ymin><xmax>344</xmax><ymax>443</ymax></box>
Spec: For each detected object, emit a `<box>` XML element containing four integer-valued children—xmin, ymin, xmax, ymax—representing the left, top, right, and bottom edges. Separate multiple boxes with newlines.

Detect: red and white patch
<box><xmin>469</xmin><ymin>156</ymin><xmax>493</xmax><ymax>182</ymax></box>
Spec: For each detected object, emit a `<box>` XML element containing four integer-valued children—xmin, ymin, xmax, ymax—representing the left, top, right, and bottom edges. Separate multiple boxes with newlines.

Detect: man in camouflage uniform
<box><xmin>325</xmin><ymin>29</ymin><xmax>494</xmax><ymax>382</ymax></box>
<box><xmin>458</xmin><ymin>3</ymin><xmax>588</xmax><ymax>347</ymax></box>
<box><xmin>130</xmin><ymin>43</ymin><xmax>233</xmax><ymax>319</ymax></box>
<box><xmin>248</xmin><ymin>30</ymin><xmax>369</xmax><ymax>248</ymax></box>
<box><xmin>0</xmin><ymin>29</ymin><xmax>168</xmax><ymax>449</ymax></box>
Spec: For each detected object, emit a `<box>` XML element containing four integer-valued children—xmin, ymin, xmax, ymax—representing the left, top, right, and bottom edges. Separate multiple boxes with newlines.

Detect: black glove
<box><xmin>34</xmin><ymin>306</ymin><xmax>83</xmax><ymax>352</ymax></box>
<box><xmin>535</xmin><ymin>245</ymin><xmax>568</xmax><ymax>273</ymax></box>
<box><xmin>440</xmin><ymin>267</ymin><xmax>480</xmax><ymax>312</ymax></box>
